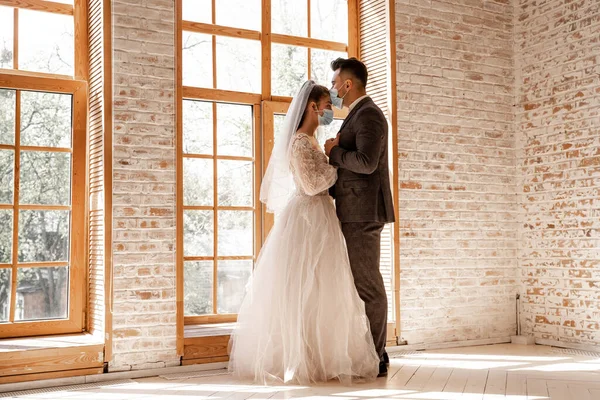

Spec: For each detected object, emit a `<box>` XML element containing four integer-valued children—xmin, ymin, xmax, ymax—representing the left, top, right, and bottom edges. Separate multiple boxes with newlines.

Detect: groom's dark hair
<box><xmin>330</xmin><ymin>57</ymin><xmax>368</xmax><ymax>88</ymax></box>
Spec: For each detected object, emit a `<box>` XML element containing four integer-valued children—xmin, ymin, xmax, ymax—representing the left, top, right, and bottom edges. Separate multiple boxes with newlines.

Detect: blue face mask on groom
<box><xmin>330</xmin><ymin>80</ymin><xmax>349</xmax><ymax>109</ymax></box>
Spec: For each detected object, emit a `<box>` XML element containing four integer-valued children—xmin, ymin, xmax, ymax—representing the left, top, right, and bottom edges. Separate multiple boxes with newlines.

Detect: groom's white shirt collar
<box><xmin>348</xmin><ymin>95</ymin><xmax>369</xmax><ymax>112</ymax></box>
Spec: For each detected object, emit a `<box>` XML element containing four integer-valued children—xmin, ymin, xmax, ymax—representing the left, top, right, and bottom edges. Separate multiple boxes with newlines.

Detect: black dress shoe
<box><xmin>383</xmin><ymin>352</ymin><xmax>390</xmax><ymax>367</ymax></box>
<box><xmin>377</xmin><ymin>361</ymin><xmax>388</xmax><ymax>377</ymax></box>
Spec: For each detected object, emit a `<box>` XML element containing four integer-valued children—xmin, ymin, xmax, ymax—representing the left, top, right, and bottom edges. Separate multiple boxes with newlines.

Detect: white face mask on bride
<box><xmin>317</xmin><ymin>108</ymin><xmax>334</xmax><ymax>126</ymax></box>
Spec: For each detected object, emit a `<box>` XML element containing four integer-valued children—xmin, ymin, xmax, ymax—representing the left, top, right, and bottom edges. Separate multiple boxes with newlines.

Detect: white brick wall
<box><xmin>516</xmin><ymin>0</ymin><xmax>600</xmax><ymax>347</ymax></box>
<box><xmin>395</xmin><ymin>0</ymin><xmax>519</xmax><ymax>345</ymax></box>
<box><xmin>101</xmin><ymin>0</ymin><xmax>599</xmax><ymax>366</ymax></box>
<box><xmin>110</xmin><ymin>0</ymin><xmax>178</xmax><ymax>370</ymax></box>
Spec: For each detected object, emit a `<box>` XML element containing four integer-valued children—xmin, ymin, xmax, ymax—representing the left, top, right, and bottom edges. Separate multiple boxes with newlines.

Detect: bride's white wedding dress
<box><xmin>228</xmin><ymin>132</ymin><xmax>379</xmax><ymax>385</ymax></box>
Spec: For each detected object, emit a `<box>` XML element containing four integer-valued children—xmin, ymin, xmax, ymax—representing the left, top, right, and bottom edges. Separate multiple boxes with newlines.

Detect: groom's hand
<box><xmin>324</xmin><ymin>134</ymin><xmax>340</xmax><ymax>157</ymax></box>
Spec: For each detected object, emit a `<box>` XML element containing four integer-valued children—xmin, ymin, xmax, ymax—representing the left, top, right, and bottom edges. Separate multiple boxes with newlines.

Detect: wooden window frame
<box><xmin>179</xmin><ymin>0</ymin><xmax>358</xmax><ymax>98</ymax></box>
<box><xmin>178</xmin><ymin>95</ymin><xmax>262</xmax><ymax>326</ymax></box>
<box><xmin>0</xmin><ymin>0</ymin><xmax>74</xmax><ymax>16</ymax></box>
<box><xmin>0</xmin><ymin>0</ymin><xmax>88</xmax><ymax>339</ymax></box>
<box><xmin>0</xmin><ymin>73</ymin><xmax>88</xmax><ymax>338</ymax></box>
<box><xmin>176</xmin><ymin>0</ymin><xmax>360</xmax><ymax>335</ymax></box>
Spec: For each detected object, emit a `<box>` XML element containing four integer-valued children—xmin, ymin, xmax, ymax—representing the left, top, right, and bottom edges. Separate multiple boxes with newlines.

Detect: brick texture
<box><xmin>102</xmin><ymin>0</ymin><xmax>599</xmax><ymax>365</ymax></box>
<box><xmin>110</xmin><ymin>0</ymin><xmax>178</xmax><ymax>370</ymax></box>
<box><xmin>516</xmin><ymin>0</ymin><xmax>600</xmax><ymax>347</ymax></box>
<box><xmin>395</xmin><ymin>0</ymin><xmax>519</xmax><ymax>345</ymax></box>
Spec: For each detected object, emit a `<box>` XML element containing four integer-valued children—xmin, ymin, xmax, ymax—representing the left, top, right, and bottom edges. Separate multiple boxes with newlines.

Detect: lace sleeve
<box><xmin>291</xmin><ymin>135</ymin><xmax>337</xmax><ymax>196</ymax></box>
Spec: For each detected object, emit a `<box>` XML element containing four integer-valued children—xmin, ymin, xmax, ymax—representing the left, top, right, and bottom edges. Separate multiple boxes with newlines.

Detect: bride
<box><xmin>228</xmin><ymin>81</ymin><xmax>379</xmax><ymax>385</ymax></box>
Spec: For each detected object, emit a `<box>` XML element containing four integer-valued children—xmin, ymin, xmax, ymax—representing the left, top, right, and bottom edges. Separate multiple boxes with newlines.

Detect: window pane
<box><xmin>0</xmin><ymin>7</ymin><xmax>12</xmax><ymax>70</ymax></box>
<box><xmin>182</xmin><ymin>32</ymin><xmax>213</xmax><ymax>88</ymax></box>
<box><xmin>311</xmin><ymin>49</ymin><xmax>347</xmax><ymax>87</ymax></box>
<box><xmin>19</xmin><ymin>10</ymin><xmax>73</xmax><ymax>75</ymax></box>
<box><xmin>311</xmin><ymin>0</ymin><xmax>348</xmax><ymax>43</ymax></box>
<box><xmin>184</xmin><ymin>261</ymin><xmax>212</xmax><ymax>316</ymax></box>
<box><xmin>216</xmin><ymin>104</ymin><xmax>252</xmax><ymax>157</ymax></box>
<box><xmin>272</xmin><ymin>44</ymin><xmax>307</xmax><ymax>97</ymax></box>
<box><xmin>0</xmin><ymin>268</ymin><xmax>11</xmax><ymax>322</ymax></box>
<box><xmin>218</xmin><ymin>160</ymin><xmax>252</xmax><ymax>207</ymax></box>
<box><xmin>18</xmin><ymin>210</ymin><xmax>70</xmax><ymax>263</ymax></box>
<box><xmin>183</xmin><ymin>100</ymin><xmax>212</xmax><ymax>155</ymax></box>
<box><xmin>216</xmin><ymin>0</ymin><xmax>260</xmax><ymax>31</ymax></box>
<box><xmin>319</xmin><ymin>118</ymin><xmax>343</xmax><ymax>145</ymax></box>
<box><xmin>0</xmin><ymin>210</ymin><xmax>12</xmax><ymax>264</ymax></box>
<box><xmin>184</xmin><ymin>158</ymin><xmax>213</xmax><ymax>206</ymax></box>
<box><xmin>0</xmin><ymin>150</ymin><xmax>14</xmax><ymax>204</ymax></box>
<box><xmin>20</xmin><ymin>91</ymin><xmax>72</xmax><ymax>148</ymax></box>
<box><xmin>217</xmin><ymin>260</ymin><xmax>252</xmax><ymax>314</ymax></box>
<box><xmin>273</xmin><ymin>114</ymin><xmax>286</xmax><ymax>148</ymax></box>
<box><xmin>218</xmin><ymin>211</ymin><xmax>253</xmax><ymax>256</ymax></box>
<box><xmin>216</xmin><ymin>37</ymin><xmax>260</xmax><ymax>93</ymax></box>
<box><xmin>15</xmin><ymin>266</ymin><xmax>68</xmax><ymax>321</ymax></box>
<box><xmin>272</xmin><ymin>0</ymin><xmax>307</xmax><ymax>37</ymax></box>
<box><xmin>183</xmin><ymin>0</ymin><xmax>211</xmax><ymax>23</ymax></box>
<box><xmin>0</xmin><ymin>89</ymin><xmax>15</xmax><ymax>145</ymax></box>
<box><xmin>20</xmin><ymin>152</ymin><xmax>71</xmax><ymax>206</ymax></box>
<box><xmin>184</xmin><ymin>210</ymin><xmax>213</xmax><ymax>257</ymax></box>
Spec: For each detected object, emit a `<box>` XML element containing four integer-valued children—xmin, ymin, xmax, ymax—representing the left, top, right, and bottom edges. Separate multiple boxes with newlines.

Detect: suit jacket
<box><xmin>328</xmin><ymin>97</ymin><xmax>395</xmax><ymax>224</ymax></box>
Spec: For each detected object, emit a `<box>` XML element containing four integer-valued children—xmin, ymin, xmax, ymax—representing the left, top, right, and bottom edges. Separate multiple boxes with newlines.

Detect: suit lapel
<box><xmin>339</xmin><ymin>97</ymin><xmax>372</xmax><ymax>132</ymax></box>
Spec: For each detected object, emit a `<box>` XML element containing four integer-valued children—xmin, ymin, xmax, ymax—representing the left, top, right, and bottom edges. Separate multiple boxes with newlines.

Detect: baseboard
<box><xmin>386</xmin><ymin>336</ymin><xmax>512</xmax><ymax>352</ymax></box>
<box><xmin>0</xmin><ymin>367</ymin><xmax>103</xmax><ymax>386</ymax></box>
<box><xmin>535</xmin><ymin>338</ymin><xmax>600</xmax><ymax>353</ymax></box>
<box><xmin>0</xmin><ymin>361</ymin><xmax>228</xmax><ymax>394</ymax></box>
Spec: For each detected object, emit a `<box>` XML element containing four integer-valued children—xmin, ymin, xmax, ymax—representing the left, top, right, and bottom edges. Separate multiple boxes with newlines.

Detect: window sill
<box><xmin>184</xmin><ymin>322</ymin><xmax>235</xmax><ymax>338</ymax></box>
<box><xmin>0</xmin><ymin>333</ymin><xmax>104</xmax><ymax>384</ymax></box>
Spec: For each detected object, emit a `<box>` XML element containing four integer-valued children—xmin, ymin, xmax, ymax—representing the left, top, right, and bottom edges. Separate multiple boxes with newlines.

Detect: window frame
<box><xmin>176</xmin><ymin>0</ymin><xmax>359</xmax><ymax>329</ymax></box>
<box><xmin>0</xmin><ymin>73</ymin><xmax>88</xmax><ymax>338</ymax></box>
<box><xmin>179</xmin><ymin>96</ymin><xmax>262</xmax><ymax>324</ymax></box>
<box><xmin>0</xmin><ymin>0</ymin><xmax>88</xmax><ymax>339</ymax></box>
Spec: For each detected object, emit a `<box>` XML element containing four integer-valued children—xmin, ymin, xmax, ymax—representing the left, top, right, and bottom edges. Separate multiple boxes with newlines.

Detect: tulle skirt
<box><xmin>228</xmin><ymin>193</ymin><xmax>379</xmax><ymax>385</ymax></box>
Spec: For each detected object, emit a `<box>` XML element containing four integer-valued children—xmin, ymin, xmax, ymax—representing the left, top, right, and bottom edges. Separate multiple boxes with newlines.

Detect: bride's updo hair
<box><xmin>297</xmin><ymin>84</ymin><xmax>330</xmax><ymax>130</ymax></box>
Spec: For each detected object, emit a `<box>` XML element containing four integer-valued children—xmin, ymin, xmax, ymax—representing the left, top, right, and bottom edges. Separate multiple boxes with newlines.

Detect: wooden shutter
<box><xmin>359</xmin><ymin>0</ymin><xmax>390</xmax><ymax>116</ymax></box>
<box><xmin>87</xmin><ymin>0</ymin><xmax>106</xmax><ymax>338</ymax></box>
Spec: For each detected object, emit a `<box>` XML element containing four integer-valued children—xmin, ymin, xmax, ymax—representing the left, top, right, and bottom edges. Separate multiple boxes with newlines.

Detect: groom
<box><xmin>324</xmin><ymin>58</ymin><xmax>395</xmax><ymax>377</ymax></box>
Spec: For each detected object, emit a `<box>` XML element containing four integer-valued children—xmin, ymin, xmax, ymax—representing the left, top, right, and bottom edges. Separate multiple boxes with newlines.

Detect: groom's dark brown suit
<box><xmin>328</xmin><ymin>96</ymin><xmax>395</xmax><ymax>362</ymax></box>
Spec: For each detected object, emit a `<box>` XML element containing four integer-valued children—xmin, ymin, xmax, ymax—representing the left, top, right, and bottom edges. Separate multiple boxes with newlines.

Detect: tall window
<box><xmin>180</xmin><ymin>99</ymin><xmax>258</xmax><ymax>320</ymax></box>
<box><xmin>178</xmin><ymin>0</ymin><xmax>356</xmax><ymax>324</ymax></box>
<box><xmin>0</xmin><ymin>0</ymin><xmax>87</xmax><ymax>338</ymax></box>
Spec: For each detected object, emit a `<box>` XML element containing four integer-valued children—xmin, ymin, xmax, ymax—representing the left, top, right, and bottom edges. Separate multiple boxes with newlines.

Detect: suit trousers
<box><xmin>341</xmin><ymin>221</ymin><xmax>387</xmax><ymax>360</ymax></box>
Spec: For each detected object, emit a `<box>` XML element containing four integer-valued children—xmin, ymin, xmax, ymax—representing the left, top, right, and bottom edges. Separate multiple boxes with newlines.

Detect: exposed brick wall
<box><xmin>110</xmin><ymin>0</ymin><xmax>178</xmax><ymax>370</ymax></box>
<box><xmin>395</xmin><ymin>0</ymin><xmax>519</xmax><ymax>345</ymax></box>
<box><xmin>101</xmin><ymin>0</ymin><xmax>599</xmax><ymax>364</ymax></box>
<box><xmin>516</xmin><ymin>0</ymin><xmax>600</xmax><ymax>347</ymax></box>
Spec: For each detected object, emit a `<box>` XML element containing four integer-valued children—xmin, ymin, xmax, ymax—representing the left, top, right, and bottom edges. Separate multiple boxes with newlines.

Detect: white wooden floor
<box><xmin>3</xmin><ymin>344</ymin><xmax>600</xmax><ymax>399</ymax></box>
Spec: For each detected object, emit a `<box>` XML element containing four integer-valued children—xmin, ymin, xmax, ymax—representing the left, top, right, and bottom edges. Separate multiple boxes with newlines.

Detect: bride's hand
<box><xmin>324</xmin><ymin>134</ymin><xmax>340</xmax><ymax>156</ymax></box>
